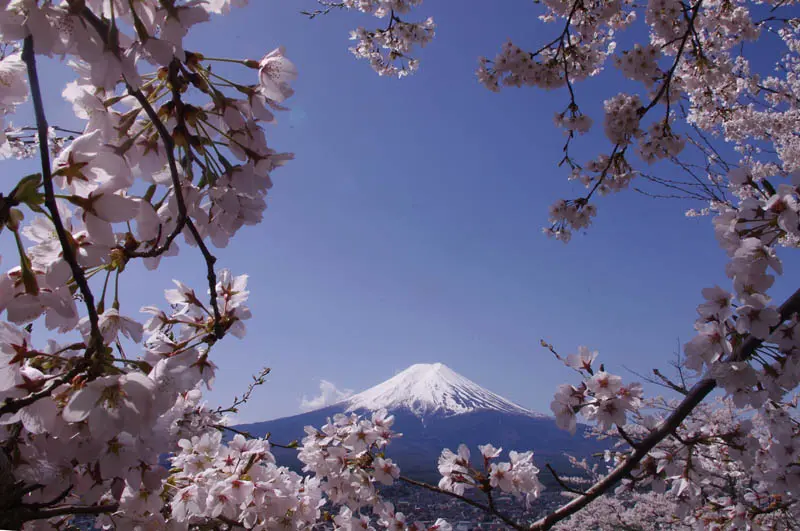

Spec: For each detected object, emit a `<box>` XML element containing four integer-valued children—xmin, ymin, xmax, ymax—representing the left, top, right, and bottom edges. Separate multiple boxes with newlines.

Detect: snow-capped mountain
<box><xmin>236</xmin><ymin>363</ymin><xmax>602</xmax><ymax>481</ymax></box>
<box><xmin>342</xmin><ymin>363</ymin><xmax>542</xmax><ymax>419</ymax></box>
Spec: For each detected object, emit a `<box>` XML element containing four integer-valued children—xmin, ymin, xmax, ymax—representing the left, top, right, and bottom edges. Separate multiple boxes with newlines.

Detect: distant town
<box><xmin>364</xmin><ymin>483</ymin><xmax>569</xmax><ymax>530</ymax></box>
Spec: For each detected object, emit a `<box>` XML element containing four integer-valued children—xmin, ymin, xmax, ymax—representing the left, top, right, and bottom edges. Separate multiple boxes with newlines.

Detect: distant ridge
<box><xmin>236</xmin><ymin>363</ymin><xmax>601</xmax><ymax>482</ymax></box>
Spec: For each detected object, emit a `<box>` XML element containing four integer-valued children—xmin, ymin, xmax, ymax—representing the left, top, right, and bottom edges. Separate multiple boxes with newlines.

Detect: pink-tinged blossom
<box><xmin>0</xmin><ymin>266</ymin><xmax>79</xmax><ymax>330</ymax></box>
<box><xmin>258</xmin><ymin>47</ymin><xmax>297</xmax><ymax>103</ymax></box>
<box><xmin>62</xmin><ymin>372</ymin><xmax>156</xmax><ymax>439</ymax></box>
<box><xmin>698</xmin><ymin>286</ymin><xmax>734</xmax><ymax>320</ymax></box>
<box><xmin>0</xmin><ymin>53</ymin><xmax>28</xmax><ymax>112</ymax></box>
<box><xmin>334</xmin><ymin>506</ymin><xmax>376</xmax><ymax>531</ymax></box>
<box><xmin>732</xmin><ymin>237</ymin><xmax>783</xmax><ymax>276</ymax></box>
<box><xmin>478</xmin><ymin>443</ymin><xmax>502</xmax><ymax>459</ymax></box>
<box><xmin>586</xmin><ymin>397</ymin><xmax>629</xmax><ymax>431</ymax></box>
<box><xmin>736</xmin><ymin>296</ymin><xmax>781</xmax><ymax>340</ymax></box>
<box><xmin>437</xmin><ymin>444</ymin><xmax>474</xmax><ymax>495</ymax></box>
<box><xmin>79</xmin><ymin>308</ymin><xmax>144</xmax><ymax>344</ymax></box>
<box><xmin>164</xmin><ymin>279</ymin><xmax>204</xmax><ymax>317</ymax></box>
<box><xmin>684</xmin><ymin>321</ymin><xmax>731</xmax><ymax>372</ymax></box>
<box><xmin>372</xmin><ymin>457</ymin><xmax>400</xmax><ymax>485</ymax></box>
<box><xmin>171</xmin><ymin>484</ymin><xmax>203</xmax><ymax>521</ymax></box>
<box><xmin>586</xmin><ymin>371</ymin><xmax>623</xmax><ymax>400</ymax></box>
<box><xmin>507</xmin><ymin>450</ymin><xmax>543</xmax><ymax>505</ymax></box>
<box><xmin>489</xmin><ymin>461</ymin><xmax>513</xmax><ymax>491</ymax></box>
<box><xmin>0</xmin><ymin>322</ymin><xmax>31</xmax><ymax>389</ymax></box>
<box><xmin>430</xmin><ymin>519</ymin><xmax>453</xmax><ymax>531</ymax></box>
<box><xmin>565</xmin><ymin>346</ymin><xmax>598</xmax><ymax>372</ymax></box>
<box><xmin>550</xmin><ymin>383</ymin><xmax>584</xmax><ymax>434</ymax></box>
<box><xmin>52</xmin><ymin>130</ymin><xmax>133</xmax><ymax>196</ymax></box>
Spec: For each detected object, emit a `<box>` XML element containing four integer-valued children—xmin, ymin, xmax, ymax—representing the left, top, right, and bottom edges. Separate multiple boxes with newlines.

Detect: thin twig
<box><xmin>23</xmin><ymin>503</ymin><xmax>119</xmax><ymax>520</ymax></box>
<box><xmin>21</xmin><ymin>486</ymin><xmax>72</xmax><ymax>510</ymax></box>
<box><xmin>300</xmin><ymin>1</ymin><xmax>346</xmax><ymax>19</ymax></box>
<box><xmin>616</xmin><ymin>426</ymin><xmax>641</xmax><ymax>450</ymax></box>
<box><xmin>546</xmin><ymin>464</ymin><xmax>588</xmax><ymax>495</ymax></box>
<box><xmin>653</xmin><ymin>368</ymin><xmax>689</xmax><ymax>396</ymax></box>
<box><xmin>216</xmin><ymin>367</ymin><xmax>272</xmax><ymax>414</ymax></box>
<box><xmin>641</xmin><ymin>0</ymin><xmax>703</xmax><ymax>116</ymax></box>
<box><xmin>165</xmin><ymin>60</ymin><xmax>223</xmax><ymax>339</ymax></box>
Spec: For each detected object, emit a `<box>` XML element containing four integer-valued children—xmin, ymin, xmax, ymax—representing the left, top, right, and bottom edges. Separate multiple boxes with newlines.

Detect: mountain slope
<box><xmin>236</xmin><ymin>363</ymin><xmax>601</xmax><ymax>482</ymax></box>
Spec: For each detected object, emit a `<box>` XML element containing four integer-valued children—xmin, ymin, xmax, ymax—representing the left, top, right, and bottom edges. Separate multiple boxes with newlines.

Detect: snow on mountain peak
<box><xmin>343</xmin><ymin>363</ymin><xmax>542</xmax><ymax>419</ymax></box>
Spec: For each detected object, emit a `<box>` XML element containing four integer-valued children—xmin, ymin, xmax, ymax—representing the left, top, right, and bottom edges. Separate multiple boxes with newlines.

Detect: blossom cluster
<box><xmin>475</xmin><ymin>0</ymin><xmax>636</xmax><ymax>94</ymax></box>
<box><xmin>0</xmin><ymin>267</ymin><xmax>250</xmax><ymax>529</ymax></box>
<box><xmin>299</xmin><ymin>409</ymin><xmax>452</xmax><ymax>530</ymax></box>
<box><xmin>437</xmin><ymin>443</ymin><xmax>543</xmax><ymax>508</ymax></box>
<box><xmin>553</xmin><ymin>107</ymin><xmax>593</xmax><ymax>135</ymax></box>
<box><xmin>549</xmin><ymin>346</ymin><xmax>644</xmax><ymax>434</ymax></box>
<box><xmin>637</xmin><ymin>118</ymin><xmax>685</xmax><ymax>163</ymax></box>
<box><xmin>543</xmin><ymin>198</ymin><xmax>597</xmax><ymax>243</ymax></box>
<box><xmin>602</xmin><ymin>93</ymin><xmax>643</xmax><ymax>146</ymax></box>
<box><xmin>611</xmin><ymin>397</ymin><xmax>800</xmax><ymax>527</ymax></box>
<box><xmin>553</xmin><ymin>490</ymin><xmax>686</xmax><ymax>530</ymax></box>
<box><xmin>299</xmin><ymin>409</ymin><xmax>401</xmax><ymax>508</ymax></box>
<box><xmin>613</xmin><ymin>44</ymin><xmax>662</xmax><ymax>86</ymax></box>
<box><xmin>340</xmin><ymin>0</ymin><xmax>435</xmax><ymax>77</ymax></box>
<box><xmin>166</xmin><ymin>431</ymin><xmax>324</xmax><ymax>528</ymax></box>
<box><xmin>683</xmin><ymin>172</ymin><xmax>800</xmax><ymax>413</ymax></box>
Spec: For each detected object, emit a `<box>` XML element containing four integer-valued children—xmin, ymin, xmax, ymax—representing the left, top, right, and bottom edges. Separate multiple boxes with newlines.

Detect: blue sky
<box><xmin>5</xmin><ymin>2</ymin><xmax>798</xmax><ymax>423</ymax></box>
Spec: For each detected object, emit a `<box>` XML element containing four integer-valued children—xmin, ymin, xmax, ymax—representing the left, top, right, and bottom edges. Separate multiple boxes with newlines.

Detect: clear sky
<box><xmin>5</xmin><ymin>2</ymin><xmax>798</xmax><ymax>423</ymax></box>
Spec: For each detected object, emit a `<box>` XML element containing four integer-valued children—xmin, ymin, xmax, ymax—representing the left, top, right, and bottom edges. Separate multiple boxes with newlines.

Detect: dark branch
<box><xmin>0</xmin><ymin>364</ymin><xmax>84</xmax><ymax>416</ymax></box>
<box><xmin>616</xmin><ymin>426</ymin><xmax>641</xmax><ymax>450</ymax></box>
<box><xmin>529</xmin><ymin>286</ymin><xmax>800</xmax><ymax>530</ymax></box>
<box><xmin>22</xmin><ymin>36</ymin><xmax>104</xmax><ymax>357</ymax></box>
<box><xmin>652</xmin><ymin>368</ymin><xmax>689</xmax><ymax>396</ymax></box>
<box><xmin>546</xmin><ymin>464</ymin><xmax>587</xmax><ymax>496</ymax></box>
<box><xmin>25</xmin><ymin>503</ymin><xmax>119</xmax><ymax>520</ymax></box>
<box><xmin>80</xmin><ymin>7</ymin><xmax>224</xmax><ymax>340</ymax></box>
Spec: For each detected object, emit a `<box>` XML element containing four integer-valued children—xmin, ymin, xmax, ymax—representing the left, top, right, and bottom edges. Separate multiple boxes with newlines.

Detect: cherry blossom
<box><xmin>257</xmin><ymin>46</ymin><xmax>297</xmax><ymax>103</ymax></box>
<box><xmin>1</xmin><ymin>0</ymin><xmax>800</xmax><ymax>528</ymax></box>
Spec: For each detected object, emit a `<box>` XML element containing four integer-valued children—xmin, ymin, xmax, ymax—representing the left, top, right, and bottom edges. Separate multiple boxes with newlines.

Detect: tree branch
<box><xmin>80</xmin><ymin>7</ymin><xmax>224</xmax><ymax>340</ymax></box>
<box><xmin>652</xmin><ymin>368</ymin><xmax>689</xmax><ymax>395</ymax></box>
<box><xmin>546</xmin><ymin>464</ymin><xmax>587</xmax><ymax>496</ymax></box>
<box><xmin>0</xmin><ymin>364</ymin><xmax>84</xmax><ymax>416</ymax></box>
<box><xmin>616</xmin><ymin>426</ymin><xmax>641</xmax><ymax>450</ymax></box>
<box><xmin>22</xmin><ymin>36</ymin><xmax>104</xmax><ymax>357</ymax></box>
<box><xmin>529</xmin><ymin>286</ymin><xmax>800</xmax><ymax>530</ymax></box>
<box><xmin>82</xmin><ymin>6</ymin><xmax>189</xmax><ymax>264</ymax></box>
<box><xmin>25</xmin><ymin>502</ymin><xmax>118</xmax><ymax>520</ymax></box>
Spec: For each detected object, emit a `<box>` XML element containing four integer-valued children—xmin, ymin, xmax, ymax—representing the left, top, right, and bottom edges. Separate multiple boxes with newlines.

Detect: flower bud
<box><xmin>172</xmin><ymin>125</ymin><xmax>189</xmax><ymax>148</ymax></box>
<box><xmin>11</xmin><ymin>173</ymin><xmax>42</xmax><ymax>203</ymax></box>
<box><xmin>21</xmin><ymin>262</ymin><xmax>39</xmax><ymax>295</ymax></box>
<box><xmin>6</xmin><ymin>208</ymin><xmax>23</xmax><ymax>232</ymax></box>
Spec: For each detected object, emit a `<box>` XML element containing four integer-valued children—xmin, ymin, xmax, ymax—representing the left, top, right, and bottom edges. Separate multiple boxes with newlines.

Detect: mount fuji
<box><xmin>341</xmin><ymin>363</ymin><xmax>540</xmax><ymax>420</ymax></box>
<box><xmin>235</xmin><ymin>363</ymin><xmax>601</xmax><ymax>481</ymax></box>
